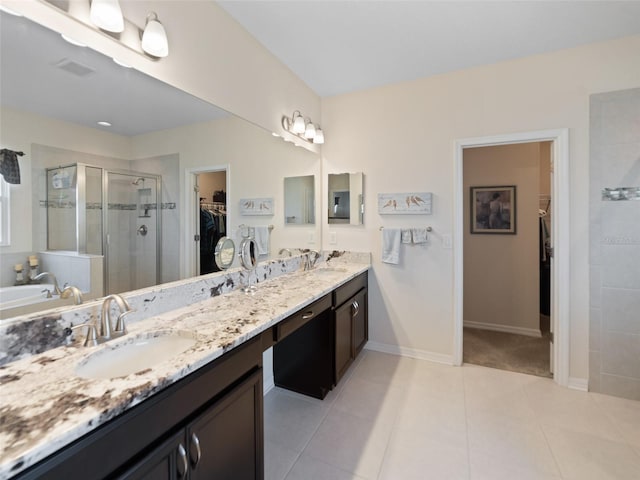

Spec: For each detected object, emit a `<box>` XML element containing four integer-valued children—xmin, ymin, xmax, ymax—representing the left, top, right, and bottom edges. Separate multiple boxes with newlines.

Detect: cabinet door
<box><xmin>117</xmin><ymin>430</ymin><xmax>187</xmax><ymax>480</ymax></box>
<box><xmin>351</xmin><ymin>289</ymin><xmax>368</xmax><ymax>357</ymax></box>
<box><xmin>334</xmin><ymin>300</ymin><xmax>353</xmax><ymax>383</ymax></box>
<box><xmin>188</xmin><ymin>369</ymin><xmax>263</xmax><ymax>480</ymax></box>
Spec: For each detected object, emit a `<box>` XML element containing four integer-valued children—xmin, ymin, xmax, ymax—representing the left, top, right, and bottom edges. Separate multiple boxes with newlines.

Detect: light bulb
<box><xmin>90</xmin><ymin>0</ymin><xmax>124</xmax><ymax>33</ymax></box>
<box><xmin>141</xmin><ymin>13</ymin><xmax>169</xmax><ymax>58</ymax></box>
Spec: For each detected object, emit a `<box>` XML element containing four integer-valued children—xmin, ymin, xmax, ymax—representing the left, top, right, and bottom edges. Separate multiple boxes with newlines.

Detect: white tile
<box><xmin>303</xmin><ymin>409</ymin><xmax>393</xmax><ymax>479</ymax></box>
<box><xmin>467</xmin><ymin>413</ymin><xmax>560</xmax><ymax>478</ymax></box>
<box><xmin>602</xmin><ymin>332</ymin><xmax>640</xmax><ymax>378</ymax></box>
<box><xmin>332</xmin><ymin>376</ymin><xmax>403</xmax><ymax>423</ymax></box>
<box><xmin>602</xmin><ymin>245</ymin><xmax>640</xmax><ymax>289</ymax></box>
<box><xmin>350</xmin><ymin>350</ymin><xmax>416</xmax><ymax>388</ymax></box>
<box><xmin>523</xmin><ymin>376</ymin><xmax>623</xmax><ymax>442</ymax></box>
<box><xmin>469</xmin><ymin>451</ymin><xmax>561</xmax><ymax>480</ymax></box>
<box><xmin>543</xmin><ymin>424</ymin><xmax>640</xmax><ymax>480</ymax></box>
<box><xmin>394</xmin><ymin>385</ymin><xmax>467</xmax><ymax>436</ymax></box>
<box><xmin>602</xmin><ymin>288</ymin><xmax>640</xmax><ymax>335</ymax></box>
<box><xmin>378</xmin><ymin>426</ymin><xmax>469</xmax><ymax>480</ymax></box>
<box><xmin>592</xmin><ymin>392</ymin><xmax>640</xmax><ymax>450</ymax></box>
<box><xmin>264</xmin><ymin>389</ymin><xmax>328</xmax><ymax>452</ymax></box>
<box><xmin>265</xmin><ymin>441</ymin><xmax>299</xmax><ymax>480</ymax></box>
<box><xmin>285</xmin><ymin>454</ymin><xmax>366</xmax><ymax>480</ymax></box>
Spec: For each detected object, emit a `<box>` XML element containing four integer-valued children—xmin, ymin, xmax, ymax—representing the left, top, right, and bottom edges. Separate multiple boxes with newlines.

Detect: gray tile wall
<box><xmin>589</xmin><ymin>88</ymin><xmax>640</xmax><ymax>401</ymax></box>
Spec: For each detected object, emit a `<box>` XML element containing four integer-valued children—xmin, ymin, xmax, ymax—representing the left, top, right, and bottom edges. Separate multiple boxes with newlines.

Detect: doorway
<box><xmin>453</xmin><ymin>129</ymin><xmax>570</xmax><ymax>387</ymax></box>
<box><xmin>461</xmin><ymin>141</ymin><xmax>552</xmax><ymax>378</ymax></box>
<box><xmin>183</xmin><ymin>165</ymin><xmax>230</xmax><ymax>279</ymax></box>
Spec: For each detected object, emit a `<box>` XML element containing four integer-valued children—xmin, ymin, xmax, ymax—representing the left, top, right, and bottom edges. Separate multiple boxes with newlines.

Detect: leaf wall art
<box><xmin>239</xmin><ymin>197</ymin><xmax>274</xmax><ymax>216</ymax></box>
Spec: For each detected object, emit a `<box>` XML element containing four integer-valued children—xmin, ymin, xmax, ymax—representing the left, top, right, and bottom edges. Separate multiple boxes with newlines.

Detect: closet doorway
<box><xmin>453</xmin><ymin>129</ymin><xmax>570</xmax><ymax>387</ymax></box>
<box><xmin>462</xmin><ymin>141</ymin><xmax>552</xmax><ymax>378</ymax></box>
<box><xmin>183</xmin><ymin>165</ymin><xmax>230</xmax><ymax>279</ymax></box>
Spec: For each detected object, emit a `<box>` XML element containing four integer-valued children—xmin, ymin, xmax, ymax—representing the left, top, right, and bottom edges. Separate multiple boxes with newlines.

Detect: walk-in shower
<box><xmin>45</xmin><ymin>164</ymin><xmax>162</xmax><ymax>295</ymax></box>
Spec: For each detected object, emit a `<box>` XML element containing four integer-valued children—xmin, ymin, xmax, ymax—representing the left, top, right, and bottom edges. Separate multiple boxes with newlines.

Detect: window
<box><xmin>0</xmin><ymin>177</ymin><xmax>9</xmax><ymax>246</ymax></box>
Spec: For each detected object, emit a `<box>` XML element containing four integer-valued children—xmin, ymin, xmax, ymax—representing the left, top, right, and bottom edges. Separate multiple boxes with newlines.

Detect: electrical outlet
<box><xmin>308</xmin><ymin>232</ymin><xmax>315</xmax><ymax>244</ymax></box>
<box><xmin>442</xmin><ymin>234</ymin><xmax>452</xmax><ymax>249</ymax></box>
<box><xmin>329</xmin><ymin>232</ymin><xmax>337</xmax><ymax>245</ymax></box>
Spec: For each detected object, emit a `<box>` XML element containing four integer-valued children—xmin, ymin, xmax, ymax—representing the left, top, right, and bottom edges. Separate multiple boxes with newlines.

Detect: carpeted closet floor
<box><xmin>463</xmin><ymin>316</ymin><xmax>552</xmax><ymax>378</ymax></box>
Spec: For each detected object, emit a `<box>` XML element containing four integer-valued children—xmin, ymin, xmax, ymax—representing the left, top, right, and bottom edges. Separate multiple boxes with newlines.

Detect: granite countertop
<box><xmin>0</xmin><ymin>261</ymin><xmax>369</xmax><ymax>479</ymax></box>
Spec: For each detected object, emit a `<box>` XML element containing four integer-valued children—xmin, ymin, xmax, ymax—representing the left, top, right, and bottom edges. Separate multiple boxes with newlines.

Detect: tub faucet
<box><xmin>100</xmin><ymin>294</ymin><xmax>134</xmax><ymax>340</ymax></box>
<box><xmin>31</xmin><ymin>272</ymin><xmax>62</xmax><ymax>295</ymax></box>
<box><xmin>279</xmin><ymin>248</ymin><xmax>292</xmax><ymax>257</ymax></box>
<box><xmin>305</xmin><ymin>250</ymin><xmax>321</xmax><ymax>270</ymax></box>
<box><xmin>61</xmin><ymin>285</ymin><xmax>84</xmax><ymax>305</ymax></box>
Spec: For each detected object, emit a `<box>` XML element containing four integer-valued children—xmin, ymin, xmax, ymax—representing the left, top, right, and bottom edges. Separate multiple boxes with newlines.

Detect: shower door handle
<box><xmin>137</xmin><ymin>225</ymin><xmax>148</xmax><ymax>236</ymax></box>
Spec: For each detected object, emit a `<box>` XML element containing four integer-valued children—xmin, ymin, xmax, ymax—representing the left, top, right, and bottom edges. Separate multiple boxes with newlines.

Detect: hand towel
<box><xmin>254</xmin><ymin>225</ymin><xmax>270</xmax><ymax>256</ymax></box>
<box><xmin>411</xmin><ymin>228</ymin><xmax>428</xmax><ymax>244</ymax></box>
<box><xmin>0</xmin><ymin>149</ymin><xmax>24</xmax><ymax>184</ymax></box>
<box><xmin>382</xmin><ymin>228</ymin><xmax>401</xmax><ymax>264</ymax></box>
<box><xmin>401</xmin><ymin>229</ymin><xmax>412</xmax><ymax>244</ymax></box>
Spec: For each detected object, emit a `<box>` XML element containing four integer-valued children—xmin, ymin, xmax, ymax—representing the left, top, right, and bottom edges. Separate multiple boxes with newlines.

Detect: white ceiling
<box><xmin>0</xmin><ymin>11</ymin><xmax>228</xmax><ymax>137</ymax></box>
<box><xmin>217</xmin><ymin>0</ymin><xmax>640</xmax><ymax>97</ymax></box>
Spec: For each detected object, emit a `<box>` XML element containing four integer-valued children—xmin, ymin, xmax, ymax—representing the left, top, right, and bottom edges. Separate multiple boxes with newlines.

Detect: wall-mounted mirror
<box><xmin>214</xmin><ymin>237</ymin><xmax>236</xmax><ymax>270</ymax></box>
<box><xmin>328</xmin><ymin>173</ymin><xmax>364</xmax><ymax>225</ymax></box>
<box><xmin>284</xmin><ymin>175</ymin><xmax>315</xmax><ymax>225</ymax></box>
<box><xmin>0</xmin><ymin>11</ymin><xmax>321</xmax><ymax>324</ymax></box>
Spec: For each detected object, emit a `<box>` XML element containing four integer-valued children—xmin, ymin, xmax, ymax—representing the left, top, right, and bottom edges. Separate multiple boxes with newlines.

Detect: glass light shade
<box><xmin>292</xmin><ymin>114</ymin><xmax>306</xmax><ymax>134</ymax></box>
<box><xmin>313</xmin><ymin>128</ymin><xmax>325</xmax><ymax>144</ymax></box>
<box><xmin>304</xmin><ymin>122</ymin><xmax>316</xmax><ymax>139</ymax></box>
<box><xmin>90</xmin><ymin>0</ymin><xmax>124</xmax><ymax>33</ymax></box>
<box><xmin>142</xmin><ymin>15</ymin><xmax>169</xmax><ymax>58</ymax></box>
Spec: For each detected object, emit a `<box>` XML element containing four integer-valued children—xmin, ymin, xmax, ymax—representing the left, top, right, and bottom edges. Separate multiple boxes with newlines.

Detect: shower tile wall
<box><xmin>589</xmin><ymin>88</ymin><xmax>640</xmax><ymax>401</ymax></box>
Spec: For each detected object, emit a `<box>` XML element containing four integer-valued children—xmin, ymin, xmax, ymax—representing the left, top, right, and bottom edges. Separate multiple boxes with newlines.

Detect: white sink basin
<box><xmin>75</xmin><ymin>330</ymin><xmax>197</xmax><ymax>379</ymax></box>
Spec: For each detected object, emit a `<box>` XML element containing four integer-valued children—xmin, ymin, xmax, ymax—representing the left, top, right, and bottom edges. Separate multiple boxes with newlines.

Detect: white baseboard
<box><xmin>464</xmin><ymin>320</ymin><xmax>542</xmax><ymax>338</ymax></box>
<box><xmin>263</xmin><ymin>375</ymin><xmax>275</xmax><ymax>395</ymax></box>
<box><xmin>364</xmin><ymin>341</ymin><xmax>455</xmax><ymax>366</ymax></box>
<box><xmin>568</xmin><ymin>377</ymin><xmax>589</xmax><ymax>392</ymax></box>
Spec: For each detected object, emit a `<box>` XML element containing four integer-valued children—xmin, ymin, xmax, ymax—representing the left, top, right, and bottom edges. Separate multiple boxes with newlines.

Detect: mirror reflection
<box><xmin>214</xmin><ymin>237</ymin><xmax>235</xmax><ymax>270</ymax></box>
<box><xmin>328</xmin><ymin>173</ymin><xmax>364</xmax><ymax>225</ymax></box>
<box><xmin>284</xmin><ymin>175</ymin><xmax>315</xmax><ymax>225</ymax></box>
<box><xmin>0</xmin><ymin>12</ymin><xmax>321</xmax><ymax>323</ymax></box>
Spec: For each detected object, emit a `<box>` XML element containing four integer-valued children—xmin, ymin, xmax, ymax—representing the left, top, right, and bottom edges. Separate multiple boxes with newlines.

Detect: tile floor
<box><xmin>264</xmin><ymin>350</ymin><xmax>640</xmax><ymax>480</ymax></box>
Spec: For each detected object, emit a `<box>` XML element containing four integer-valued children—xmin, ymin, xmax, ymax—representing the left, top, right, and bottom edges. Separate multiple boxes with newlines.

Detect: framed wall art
<box><xmin>470</xmin><ymin>185</ymin><xmax>516</xmax><ymax>234</ymax></box>
<box><xmin>378</xmin><ymin>192</ymin><xmax>432</xmax><ymax>214</ymax></box>
<box><xmin>239</xmin><ymin>198</ymin><xmax>274</xmax><ymax>216</ymax></box>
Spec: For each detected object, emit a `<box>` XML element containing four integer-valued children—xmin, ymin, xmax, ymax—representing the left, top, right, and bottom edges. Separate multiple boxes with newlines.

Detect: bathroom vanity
<box><xmin>1</xmin><ymin>256</ymin><xmax>369</xmax><ymax>480</ymax></box>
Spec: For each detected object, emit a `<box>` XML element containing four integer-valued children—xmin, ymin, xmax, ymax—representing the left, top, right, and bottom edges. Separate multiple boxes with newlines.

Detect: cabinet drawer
<box><xmin>275</xmin><ymin>294</ymin><xmax>332</xmax><ymax>342</ymax></box>
<box><xmin>333</xmin><ymin>271</ymin><xmax>368</xmax><ymax>308</ymax></box>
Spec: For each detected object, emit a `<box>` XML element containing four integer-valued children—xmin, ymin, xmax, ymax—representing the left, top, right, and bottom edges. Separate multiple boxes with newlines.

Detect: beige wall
<box><xmin>463</xmin><ymin>143</ymin><xmax>541</xmax><ymax>335</ymax></box>
<box><xmin>322</xmin><ymin>34</ymin><xmax>640</xmax><ymax>381</ymax></box>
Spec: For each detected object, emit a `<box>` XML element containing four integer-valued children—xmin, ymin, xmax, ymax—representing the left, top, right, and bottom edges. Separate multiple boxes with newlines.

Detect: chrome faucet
<box><xmin>100</xmin><ymin>294</ymin><xmax>134</xmax><ymax>340</ymax></box>
<box><xmin>31</xmin><ymin>272</ymin><xmax>62</xmax><ymax>295</ymax></box>
<box><xmin>304</xmin><ymin>250</ymin><xmax>321</xmax><ymax>270</ymax></box>
<box><xmin>279</xmin><ymin>248</ymin><xmax>292</xmax><ymax>257</ymax></box>
<box><xmin>61</xmin><ymin>285</ymin><xmax>84</xmax><ymax>305</ymax></box>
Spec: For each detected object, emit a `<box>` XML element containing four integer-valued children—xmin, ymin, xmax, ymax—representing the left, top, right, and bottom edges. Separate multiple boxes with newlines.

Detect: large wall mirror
<box><xmin>0</xmin><ymin>11</ymin><xmax>321</xmax><ymax>322</ymax></box>
<box><xmin>328</xmin><ymin>172</ymin><xmax>364</xmax><ymax>225</ymax></box>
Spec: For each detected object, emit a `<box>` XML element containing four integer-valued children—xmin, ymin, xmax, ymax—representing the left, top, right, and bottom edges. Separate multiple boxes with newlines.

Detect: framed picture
<box><xmin>377</xmin><ymin>192</ymin><xmax>432</xmax><ymax>214</ymax></box>
<box><xmin>239</xmin><ymin>198</ymin><xmax>274</xmax><ymax>216</ymax></box>
<box><xmin>470</xmin><ymin>186</ymin><xmax>516</xmax><ymax>234</ymax></box>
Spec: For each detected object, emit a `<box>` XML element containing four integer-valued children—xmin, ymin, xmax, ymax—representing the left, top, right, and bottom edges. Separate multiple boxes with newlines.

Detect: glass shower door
<box><xmin>104</xmin><ymin>171</ymin><xmax>161</xmax><ymax>295</ymax></box>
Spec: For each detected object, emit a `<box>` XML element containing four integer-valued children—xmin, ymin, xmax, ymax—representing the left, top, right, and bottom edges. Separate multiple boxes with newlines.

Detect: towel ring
<box><xmin>379</xmin><ymin>226</ymin><xmax>432</xmax><ymax>232</ymax></box>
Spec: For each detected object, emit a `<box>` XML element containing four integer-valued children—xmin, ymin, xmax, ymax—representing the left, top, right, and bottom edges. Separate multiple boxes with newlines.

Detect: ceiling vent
<box><xmin>53</xmin><ymin>58</ymin><xmax>96</xmax><ymax>77</ymax></box>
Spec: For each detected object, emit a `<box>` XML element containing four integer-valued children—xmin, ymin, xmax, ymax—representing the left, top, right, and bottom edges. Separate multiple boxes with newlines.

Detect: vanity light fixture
<box><xmin>61</xmin><ymin>34</ymin><xmax>87</xmax><ymax>47</ymax></box>
<box><xmin>282</xmin><ymin>111</ymin><xmax>325</xmax><ymax>145</ymax></box>
<box><xmin>90</xmin><ymin>0</ymin><xmax>124</xmax><ymax>33</ymax></box>
<box><xmin>112</xmin><ymin>57</ymin><xmax>132</xmax><ymax>68</ymax></box>
<box><xmin>141</xmin><ymin>12</ymin><xmax>169</xmax><ymax>58</ymax></box>
<box><xmin>97</xmin><ymin>121</ymin><xmax>112</xmax><ymax>127</ymax></box>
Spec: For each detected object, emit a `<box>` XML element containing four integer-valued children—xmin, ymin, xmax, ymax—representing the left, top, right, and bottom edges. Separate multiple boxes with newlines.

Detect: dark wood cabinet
<box><xmin>275</xmin><ymin>271</ymin><xmax>368</xmax><ymax>396</ymax></box>
<box><xmin>333</xmin><ymin>275</ymin><xmax>368</xmax><ymax>383</ymax></box>
<box><xmin>16</xmin><ymin>338</ymin><xmax>263</xmax><ymax>480</ymax></box>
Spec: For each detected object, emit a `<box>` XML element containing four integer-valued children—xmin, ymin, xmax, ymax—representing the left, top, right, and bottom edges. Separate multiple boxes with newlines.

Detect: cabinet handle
<box><xmin>177</xmin><ymin>444</ymin><xmax>188</xmax><ymax>478</ymax></box>
<box><xmin>190</xmin><ymin>432</ymin><xmax>202</xmax><ymax>467</ymax></box>
<box><xmin>301</xmin><ymin>311</ymin><xmax>314</xmax><ymax>320</ymax></box>
<box><xmin>352</xmin><ymin>300</ymin><xmax>359</xmax><ymax>317</ymax></box>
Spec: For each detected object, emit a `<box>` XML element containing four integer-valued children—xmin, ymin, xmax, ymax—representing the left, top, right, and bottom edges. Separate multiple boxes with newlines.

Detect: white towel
<box><xmin>382</xmin><ymin>228</ymin><xmax>401</xmax><ymax>264</ymax></box>
<box><xmin>401</xmin><ymin>229</ymin><xmax>412</xmax><ymax>244</ymax></box>
<box><xmin>254</xmin><ymin>226</ymin><xmax>270</xmax><ymax>256</ymax></box>
<box><xmin>412</xmin><ymin>228</ymin><xmax>428</xmax><ymax>244</ymax></box>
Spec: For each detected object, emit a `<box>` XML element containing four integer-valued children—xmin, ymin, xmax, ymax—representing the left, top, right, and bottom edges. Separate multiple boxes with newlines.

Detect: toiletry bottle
<box><xmin>14</xmin><ymin>264</ymin><xmax>24</xmax><ymax>285</ymax></box>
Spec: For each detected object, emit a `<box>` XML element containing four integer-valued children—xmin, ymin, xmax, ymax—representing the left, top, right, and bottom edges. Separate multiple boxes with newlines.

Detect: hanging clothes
<box><xmin>0</xmin><ymin>149</ymin><xmax>24</xmax><ymax>184</ymax></box>
<box><xmin>539</xmin><ymin>215</ymin><xmax>551</xmax><ymax>316</ymax></box>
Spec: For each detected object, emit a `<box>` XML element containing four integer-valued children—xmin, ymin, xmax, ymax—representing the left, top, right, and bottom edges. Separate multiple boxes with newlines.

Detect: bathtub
<box><xmin>0</xmin><ymin>284</ymin><xmax>57</xmax><ymax>310</ymax></box>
